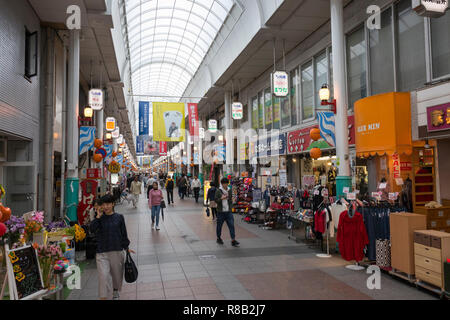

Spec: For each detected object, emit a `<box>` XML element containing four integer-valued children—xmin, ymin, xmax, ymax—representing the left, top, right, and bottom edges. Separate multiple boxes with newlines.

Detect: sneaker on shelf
<box><xmin>216</xmin><ymin>238</ymin><xmax>224</xmax><ymax>245</ymax></box>
<box><xmin>231</xmin><ymin>240</ymin><xmax>240</xmax><ymax>247</ymax></box>
<box><xmin>113</xmin><ymin>290</ymin><xmax>120</xmax><ymax>300</ymax></box>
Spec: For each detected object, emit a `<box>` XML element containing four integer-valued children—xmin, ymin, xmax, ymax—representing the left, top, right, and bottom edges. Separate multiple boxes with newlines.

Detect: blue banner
<box><xmin>317</xmin><ymin>111</ymin><xmax>336</xmax><ymax>147</ymax></box>
<box><xmin>104</xmin><ymin>144</ymin><xmax>113</xmax><ymax>159</ymax></box>
<box><xmin>79</xmin><ymin>126</ymin><xmax>96</xmax><ymax>155</ymax></box>
<box><xmin>136</xmin><ymin>136</ymin><xmax>144</xmax><ymax>154</ymax></box>
<box><xmin>139</xmin><ymin>101</ymin><xmax>150</xmax><ymax>136</ymax></box>
<box><xmin>255</xmin><ymin>133</ymin><xmax>286</xmax><ymax>157</ymax></box>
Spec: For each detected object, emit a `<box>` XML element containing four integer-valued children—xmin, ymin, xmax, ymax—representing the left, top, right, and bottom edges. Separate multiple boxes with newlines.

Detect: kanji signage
<box><xmin>427</xmin><ymin>103</ymin><xmax>450</xmax><ymax>132</ymax></box>
<box><xmin>208</xmin><ymin>119</ymin><xmax>217</xmax><ymax>132</ymax></box>
<box><xmin>105</xmin><ymin>117</ymin><xmax>116</xmax><ymax>131</ymax></box>
<box><xmin>88</xmin><ymin>89</ymin><xmax>103</xmax><ymax>110</ymax></box>
<box><xmin>188</xmin><ymin>103</ymin><xmax>199</xmax><ymax>136</ymax></box>
<box><xmin>272</xmin><ymin>71</ymin><xmax>289</xmax><ymax>97</ymax></box>
<box><xmin>255</xmin><ymin>133</ymin><xmax>286</xmax><ymax>157</ymax></box>
<box><xmin>232</xmin><ymin>102</ymin><xmax>243</xmax><ymax>120</ymax></box>
<box><xmin>86</xmin><ymin>168</ymin><xmax>101</xmax><ymax>179</ymax></box>
<box><xmin>77</xmin><ymin>179</ymin><xmax>98</xmax><ymax>225</ymax></box>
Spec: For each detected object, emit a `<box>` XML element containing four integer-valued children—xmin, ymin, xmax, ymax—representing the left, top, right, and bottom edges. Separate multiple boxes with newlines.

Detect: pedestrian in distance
<box><xmin>90</xmin><ymin>194</ymin><xmax>135</xmax><ymax>300</ymax></box>
<box><xmin>165</xmin><ymin>176</ymin><xmax>175</xmax><ymax>205</ymax></box>
<box><xmin>148</xmin><ymin>181</ymin><xmax>163</xmax><ymax>230</ymax></box>
<box><xmin>191</xmin><ymin>175</ymin><xmax>201</xmax><ymax>203</ymax></box>
<box><xmin>214</xmin><ymin>177</ymin><xmax>240</xmax><ymax>247</ymax></box>
<box><xmin>207</xmin><ymin>182</ymin><xmax>217</xmax><ymax>220</ymax></box>
<box><xmin>130</xmin><ymin>175</ymin><xmax>142</xmax><ymax>208</ymax></box>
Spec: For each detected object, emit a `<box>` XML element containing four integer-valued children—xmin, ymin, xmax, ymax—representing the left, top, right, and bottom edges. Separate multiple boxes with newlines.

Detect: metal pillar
<box><xmin>224</xmin><ymin>91</ymin><xmax>233</xmax><ymax>175</ymax></box>
<box><xmin>331</xmin><ymin>0</ymin><xmax>352</xmax><ymax>197</ymax></box>
<box><xmin>65</xmin><ymin>29</ymin><xmax>80</xmax><ymax>222</ymax></box>
<box><xmin>96</xmin><ymin>108</ymin><xmax>104</xmax><ymax>171</ymax></box>
<box><xmin>60</xmin><ymin>39</ymin><xmax>68</xmax><ymax>220</ymax></box>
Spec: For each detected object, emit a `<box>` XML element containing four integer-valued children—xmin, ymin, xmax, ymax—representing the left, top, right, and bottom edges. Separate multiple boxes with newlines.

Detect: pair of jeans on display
<box><xmin>360</xmin><ymin>207</ymin><xmax>390</xmax><ymax>262</ymax></box>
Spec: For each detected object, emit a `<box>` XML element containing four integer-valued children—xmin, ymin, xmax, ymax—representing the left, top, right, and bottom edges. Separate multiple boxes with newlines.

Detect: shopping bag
<box><xmin>124</xmin><ymin>251</ymin><xmax>138</xmax><ymax>283</ymax></box>
<box><xmin>160</xmin><ymin>200</ymin><xmax>166</xmax><ymax>209</ymax></box>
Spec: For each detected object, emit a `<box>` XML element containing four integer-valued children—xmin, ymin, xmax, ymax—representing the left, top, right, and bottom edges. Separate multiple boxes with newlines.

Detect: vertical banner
<box><xmin>79</xmin><ymin>126</ymin><xmax>96</xmax><ymax>155</ymax></box>
<box><xmin>159</xmin><ymin>141</ymin><xmax>167</xmax><ymax>156</ymax></box>
<box><xmin>77</xmin><ymin>180</ymin><xmax>98</xmax><ymax>226</ymax></box>
<box><xmin>136</xmin><ymin>136</ymin><xmax>144</xmax><ymax>154</ymax></box>
<box><xmin>139</xmin><ymin>101</ymin><xmax>150</xmax><ymax>136</ymax></box>
<box><xmin>188</xmin><ymin>103</ymin><xmax>199</xmax><ymax>136</ymax></box>
<box><xmin>153</xmin><ymin>102</ymin><xmax>185</xmax><ymax>142</ymax></box>
<box><xmin>317</xmin><ymin>111</ymin><xmax>336</xmax><ymax>147</ymax></box>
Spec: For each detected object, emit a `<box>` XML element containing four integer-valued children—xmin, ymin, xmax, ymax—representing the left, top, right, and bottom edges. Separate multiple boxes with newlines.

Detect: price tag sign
<box><xmin>378</xmin><ymin>182</ymin><xmax>387</xmax><ymax>189</ymax></box>
<box><xmin>347</xmin><ymin>192</ymin><xmax>356</xmax><ymax>200</ymax></box>
<box><xmin>321</xmin><ymin>188</ymin><xmax>329</xmax><ymax>197</ymax></box>
<box><xmin>395</xmin><ymin>178</ymin><xmax>404</xmax><ymax>186</ymax></box>
<box><xmin>355</xmin><ymin>190</ymin><xmax>360</xmax><ymax>194</ymax></box>
<box><xmin>343</xmin><ymin>187</ymin><xmax>350</xmax><ymax>194</ymax></box>
<box><xmin>372</xmin><ymin>192</ymin><xmax>382</xmax><ymax>201</ymax></box>
<box><xmin>314</xmin><ymin>189</ymin><xmax>320</xmax><ymax>196</ymax></box>
<box><xmin>389</xmin><ymin>192</ymin><xmax>398</xmax><ymax>201</ymax></box>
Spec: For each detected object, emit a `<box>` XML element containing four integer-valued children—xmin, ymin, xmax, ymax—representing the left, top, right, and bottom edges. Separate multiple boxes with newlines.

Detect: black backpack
<box><xmin>167</xmin><ymin>180</ymin><xmax>174</xmax><ymax>189</ymax></box>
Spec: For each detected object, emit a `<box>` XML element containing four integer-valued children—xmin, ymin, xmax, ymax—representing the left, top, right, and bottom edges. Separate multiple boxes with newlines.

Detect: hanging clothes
<box><xmin>336</xmin><ymin>210</ymin><xmax>369</xmax><ymax>262</ymax></box>
<box><xmin>314</xmin><ymin>209</ymin><xmax>327</xmax><ymax>234</ymax></box>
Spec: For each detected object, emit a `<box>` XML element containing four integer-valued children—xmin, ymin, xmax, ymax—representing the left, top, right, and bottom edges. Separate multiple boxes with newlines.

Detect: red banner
<box><xmin>159</xmin><ymin>141</ymin><xmax>167</xmax><ymax>156</ymax></box>
<box><xmin>77</xmin><ymin>179</ymin><xmax>98</xmax><ymax>225</ymax></box>
<box><xmin>87</xmin><ymin>168</ymin><xmax>101</xmax><ymax>179</ymax></box>
<box><xmin>188</xmin><ymin>103</ymin><xmax>199</xmax><ymax>136</ymax></box>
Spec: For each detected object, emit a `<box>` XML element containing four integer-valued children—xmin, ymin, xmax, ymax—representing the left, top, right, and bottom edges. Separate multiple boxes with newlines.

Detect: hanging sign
<box><xmin>412</xmin><ymin>0</ymin><xmax>449</xmax><ymax>18</ymax></box>
<box><xmin>392</xmin><ymin>152</ymin><xmax>401</xmax><ymax>179</ymax></box>
<box><xmin>117</xmin><ymin>135</ymin><xmax>123</xmax><ymax>144</ymax></box>
<box><xmin>112</xmin><ymin>127</ymin><xmax>120</xmax><ymax>139</ymax></box>
<box><xmin>208</xmin><ymin>119</ymin><xmax>217</xmax><ymax>133</ymax></box>
<box><xmin>87</xmin><ymin>168</ymin><xmax>101</xmax><ymax>179</ymax></box>
<box><xmin>272</xmin><ymin>71</ymin><xmax>289</xmax><ymax>97</ymax></box>
<box><xmin>188</xmin><ymin>103</ymin><xmax>199</xmax><ymax>136</ymax></box>
<box><xmin>199</xmin><ymin>127</ymin><xmax>205</xmax><ymax>139</ymax></box>
<box><xmin>77</xmin><ymin>179</ymin><xmax>98</xmax><ymax>225</ymax></box>
<box><xmin>105</xmin><ymin>117</ymin><xmax>116</xmax><ymax>131</ymax></box>
<box><xmin>88</xmin><ymin>89</ymin><xmax>103</xmax><ymax>110</ymax></box>
<box><xmin>232</xmin><ymin>102</ymin><xmax>243</xmax><ymax>120</ymax></box>
<box><xmin>426</xmin><ymin>103</ymin><xmax>450</xmax><ymax>132</ymax></box>
<box><xmin>139</xmin><ymin>101</ymin><xmax>150</xmax><ymax>136</ymax></box>
<box><xmin>159</xmin><ymin>141</ymin><xmax>167</xmax><ymax>156</ymax></box>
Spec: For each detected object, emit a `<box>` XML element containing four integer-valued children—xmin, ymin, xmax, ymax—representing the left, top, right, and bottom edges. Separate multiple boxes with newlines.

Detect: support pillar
<box><xmin>331</xmin><ymin>0</ymin><xmax>352</xmax><ymax>197</ymax></box>
<box><xmin>224</xmin><ymin>91</ymin><xmax>233</xmax><ymax>175</ymax></box>
<box><xmin>65</xmin><ymin>29</ymin><xmax>80</xmax><ymax>222</ymax></box>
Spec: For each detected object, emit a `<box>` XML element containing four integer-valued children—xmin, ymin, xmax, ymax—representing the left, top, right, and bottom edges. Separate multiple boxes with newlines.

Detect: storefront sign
<box><xmin>159</xmin><ymin>141</ymin><xmax>167</xmax><ymax>156</ymax></box>
<box><xmin>208</xmin><ymin>120</ymin><xmax>217</xmax><ymax>133</ymax></box>
<box><xmin>232</xmin><ymin>102</ymin><xmax>243</xmax><ymax>120</ymax></box>
<box><xmin>401</xmin><ymin>161</ymin><xmax>412</xmax><ymax>172</ymax></box>
<box><xmin>78</xmin><ymin>179</ymin><xmax>98</xmax><ymax>225</ymax></box>
<box><xmin>412</xmin><ymin>0</ymin><xmax>449</xmax><ymax>18</ymax></box>
<box><xmin>86</xmin><ymin>168</ymin><xmax>101</xmax><ymax>179</ymax></box>
<box><xmin>139</xmin><ymin>101</ymin><xmax>150</xmax><ymax>136</ymax></box>
<box><xmin>392</xmin><ymin>153</ymin><xmax>401</xmax><ymax>179</ymax></box>
<box><xmin>112</xmin><ymin>127</ymin><xmax>120</xmax><ymax>138</ymax></box>
<box><xmin>272</xmin><ymin>71</ymin><xmax>289</xmax><ymax>97</ymax></box>
<box><xmin>255</xmin><ymin>134</ymin><xmax>286</xmax><ymax>157</ymax></box>
<box><xmin>426</xmin><ymin>103</ymin><xmax>450</xmax><ymax>132</ymax></box>
<box><xmin>88</xmin><ymin>89</ymin><xmax>103</xmax><ymax>110</ymax></box>
<box><xmin>188</xmin><ymin>103</ymin><xmax>199</xmax><ymax>136</ymax></box>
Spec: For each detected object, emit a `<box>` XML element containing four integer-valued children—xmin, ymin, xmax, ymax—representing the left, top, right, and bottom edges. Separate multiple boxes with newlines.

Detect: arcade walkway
<box><xmin>68</xmin><ymin>191</ymin><xmax>435</xmax><ymax>300</ymax></box>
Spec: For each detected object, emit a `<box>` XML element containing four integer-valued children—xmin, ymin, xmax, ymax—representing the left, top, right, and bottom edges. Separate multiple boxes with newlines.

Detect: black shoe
<box><xmin>216</xmin><ymin>238</ymin><xmax>224</xmax><ymax>245</ymax></box>
<box><xmin>231</xmin><ymin>240</ymin><xmax>240</xmax><ymax>247</ymax></box>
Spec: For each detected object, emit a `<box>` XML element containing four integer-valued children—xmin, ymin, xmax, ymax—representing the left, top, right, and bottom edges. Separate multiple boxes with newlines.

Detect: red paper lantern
<box><xmin>310</xmin><ymin>128</ymin><xmax>321</xmax><ymax>141</ymax></box>
<box><xmin>94</xmin><ymin>139</ymin><xmax>103</xmax><ymax>149</ymax></box>
<box><xmin>309</xmin><ymin>147</ymin><xmax>322</xmax><ymax>159</ymax></box>
<box><xmin>93</xmin><ymin>154</ymin><xmax>103</xmax><ymax>163</ymax></box>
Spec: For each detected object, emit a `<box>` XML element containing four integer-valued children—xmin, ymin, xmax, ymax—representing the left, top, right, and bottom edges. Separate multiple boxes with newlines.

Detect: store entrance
<box><xmin>1</xmin><ymin>163</ymin><xmax>36</xmax><ymax>215</ymax></box>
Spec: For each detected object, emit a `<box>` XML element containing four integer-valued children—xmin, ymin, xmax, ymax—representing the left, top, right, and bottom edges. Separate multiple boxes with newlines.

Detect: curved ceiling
<box><xmin>124</xmin><ymin>0</ymin><xmax>235</xmax><ymax>100</ymax></box>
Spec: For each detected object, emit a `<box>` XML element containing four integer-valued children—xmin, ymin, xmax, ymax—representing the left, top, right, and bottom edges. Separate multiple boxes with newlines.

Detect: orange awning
<box><xmin>354</xmin><ymin>92</ymin><xmax>412</xmax><ymax>158</ymax></box>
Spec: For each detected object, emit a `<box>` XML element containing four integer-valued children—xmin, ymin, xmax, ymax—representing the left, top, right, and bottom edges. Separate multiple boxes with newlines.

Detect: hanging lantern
<box><xmin>310</xmin><ymin>147</ymin><xmax>322</xmax><ymax>159</ymax></box>
<box><xmin>112</xmin><ymin>151</ymin><xmax>117</xmax><ymax>158</ymax></box>
<box><xmin>122</xmin><ymin>165</ymin><xmax>125</xmax><ymax>168</ymax></box>
<box><xmin>94</xmin><ymin>138</ymin><xmax>103</xmax><ymax>149</ymax></box>
<box><xmin>93</xmin><ymin>153</ymin><xmax>103</xmax><ymax>163</ymax></box>
<box><xmin>310</xmin><ymin>128</ymin><xmax>321</xmax><ymax>141</ymax></box>
<box><xmin>95</xmin><ymin>147</ymin><xmax>107</xmax><ymax>158</ymax></box>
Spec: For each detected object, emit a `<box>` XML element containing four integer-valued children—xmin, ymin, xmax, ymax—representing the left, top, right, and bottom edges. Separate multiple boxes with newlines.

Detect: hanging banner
<box><xmin>112</xmin><ymin>127</ymin><xmax>120</xmax><ymax>138</ymax></box>
<box><xmin>104</xmin><ymin>144</ymin><xmax>113</xmax><ymax>159</ymax></box>
<box><xmin>208</xmin><ymin>119</ymin><xmax>217</xmax><ymax>133</ymax></box>
<box><xmin>272</xmin><ymin>71</ymin><xmax>289</xmax><ymax>97</ymax></box>
<box><xmin>392</xmin><ymin>152</ymin><xmax>401</xmax><ymax>179</ymax></box>
<box><xmin>139</xmin><ymin>101</ymin><xmax>150</xmax><ymax>136</ymax></box>
<box><xmin>79</xmin><ymin>126</ymin><xmax>96</xmax><ymax>155</ymax></box>
<box><xmin>159</xmin><ymin>141</ymin><xmax>167</xmax><ymax>156</ymax></box>
<box><xmin>77</xmin><ymin>179</ymin><xmax>98</xmax><ymax>225</ymax></box>
<box><xmin>136</xmin><ymin>136</ymin><xmax>144</xmax><ymax>154</ymax></box>
<box><xmin>188</xmin><ymin>103</ymin><xmax>199</xmax><ymax>136</ymax></box>
<box><xmin>317</xmin><ymin>111</ymin><xmax>336</xmax><ymax>147</ymax></box>
<box><xmin>153</xmin><ymin>102</ymin><xmax>185</xmax><ymax>142</ymax></box>
<box><xmin>89</xmin><ymin>89</ymin><xmax>103</xmax><ymax>110</ymax></box>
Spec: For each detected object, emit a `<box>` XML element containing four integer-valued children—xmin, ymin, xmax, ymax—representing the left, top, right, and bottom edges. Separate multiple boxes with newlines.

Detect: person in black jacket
<box><xmin>90</xmin><ymin>194</ymin><xmax>135</xmax><ymax>300</ymax></box>
<box><xmin>207</xmin><ymin>182</ymin><xmax>217</xmax><ymax>220</ymax></box>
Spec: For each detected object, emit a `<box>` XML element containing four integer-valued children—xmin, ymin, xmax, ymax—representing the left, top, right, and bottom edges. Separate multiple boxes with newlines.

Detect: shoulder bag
<box><xmin>124</xmin><ymin>251</ymin><xmax>138</xmax><ymax>283</ymax></box>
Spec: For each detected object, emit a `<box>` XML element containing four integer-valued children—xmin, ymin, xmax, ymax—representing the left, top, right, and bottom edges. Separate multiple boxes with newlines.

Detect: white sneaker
<box><xmin>113</xmin><ymin>290</ymin><xmax>120</xmax><ymax>300</ymax></box>
<box><xmin>155</xmin><ymin>226</ymin><xmax>160</xmax><ymax>231</ymax></box>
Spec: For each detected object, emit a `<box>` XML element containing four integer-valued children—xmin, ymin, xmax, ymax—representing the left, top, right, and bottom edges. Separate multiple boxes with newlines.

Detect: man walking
<box><xmin>215</xmin><ymin>178</ymin><xmax>240</xmax><ymax>247</ymax></box>
<box><xmin>179</xmin><ymin>174</ymin><xmax>188</xmax><ymax>200</ymax></box>
<box><xmin>191</xmin><ymin>176</ymin><xmax>201</xmax><ymax>203</ymax></box>
<box><xmin>130</xmin><ymin>175</ymin><xmax>142</xmax><ymax>208</ymax></box>
<box><xmin>165</xmin><ymin>175</ymin><xmax>175</xmax><ymax>205</ymax></box>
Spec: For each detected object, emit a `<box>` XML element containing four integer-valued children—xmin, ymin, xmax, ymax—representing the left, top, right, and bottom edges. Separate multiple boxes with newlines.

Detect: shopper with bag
<box><xmin>165</xmin><ymin>176</ymin><xmax>175</xmax><ymax>205</ymax></box>
<box><xmin>214</xmin><ymin>178</ymin><xmax>240</xmax><ymax>247</ymax></box>
<box><xmin>207</xmin><ymin>182</ymin><xmax>218</xmax><ymax>220</ymax></box>
<box><xmin>148</xmin><ymin>182</ymin><xmax>164</xmax><ymax>230</ymax></box>
<box><xmin>90</xmin><ymin>194</ymin><xmax>135</xmax><ymax>300</ymax></box>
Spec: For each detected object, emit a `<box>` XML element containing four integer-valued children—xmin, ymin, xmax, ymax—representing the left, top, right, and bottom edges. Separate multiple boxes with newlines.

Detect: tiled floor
<box><xmin>69</xmin><ymin>189</ymin><xmax>437</xmax><ymax>300</ymax></box>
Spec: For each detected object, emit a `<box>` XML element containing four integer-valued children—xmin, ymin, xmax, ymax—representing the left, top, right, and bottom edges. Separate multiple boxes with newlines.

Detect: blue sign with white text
<box><xmin>139</xmin><ymin>101</ymin><xmax>149</xmax><ymax>136</ymax></box>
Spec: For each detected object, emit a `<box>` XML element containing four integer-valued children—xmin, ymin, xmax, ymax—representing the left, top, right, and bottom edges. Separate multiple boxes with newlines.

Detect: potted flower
<box><xmin>73</xmin><ymin>224</ymin><xmax>86</xmax><ymax>262</ymax></box>
<box><xmin>33</xmin><ymin>242</ymin><xmax>63</xmax><ymax>289</ymax></box>
<box><xmin>4</xmin><ymin>215</ymin><xmax>25</xmax><ymax>248</ymax></box>
<box><xmin>24</xmin><ymin>211</ymin><xmax>45</xmax><ymax>244</ymax></box>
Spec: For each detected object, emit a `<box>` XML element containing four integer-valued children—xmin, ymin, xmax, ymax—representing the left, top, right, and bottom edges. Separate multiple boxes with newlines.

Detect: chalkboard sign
<box><xmin>6</xmin><ymin>245</ymin><xmax>45</xmax><ymax>300</ymax></box>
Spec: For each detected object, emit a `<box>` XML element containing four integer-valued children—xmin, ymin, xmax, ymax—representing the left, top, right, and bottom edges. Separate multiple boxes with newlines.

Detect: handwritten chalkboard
<box><xmin>7</xmin><ymin>246</ymin><xmax>44</xmax><ymax>299</ymax></box>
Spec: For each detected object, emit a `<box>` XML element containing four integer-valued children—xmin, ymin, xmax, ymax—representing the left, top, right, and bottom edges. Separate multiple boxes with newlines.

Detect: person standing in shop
<box><xmin>148</xmin><ymin>182</ymin><xmax>163</xmax><ymax>230</ymax></box>
<box><xmin>90</xmin><ymin>194</ymin><xmax>134</xmax><ymax>300</ymax></box>
<box><xmin>191</xmin><ymin>175</ymin><xmax>201</xmax><ymax>203</ymax></box>
<box><xmin>165</xmin><ymin>175</ymin><xmax>175</xmax><ymax>205</ymax></box>
<box><xmin>215</xmin><ymin>177</ymin><xmax>240</xmax><ymax>247</ymax></box>
<box><xmin>130</xmin><ymin>175</ymin><xmax>142</xmax><ymax>208</ymax></box>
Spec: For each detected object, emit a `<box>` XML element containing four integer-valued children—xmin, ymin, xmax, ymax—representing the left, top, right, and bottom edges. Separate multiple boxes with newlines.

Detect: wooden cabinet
<box><xmin>412</xmin><ymin>147</ymin><xmax>436</xmax><ymax>212</ymax></box>
<box><xmin>390</xmin><ymin>213</ymin><xmax>427</xmax><ymax>275</ymax></box>
<box><xmin>414</xmin><ymin>230</ymin><xmax>450</xmax><ymax>289</ymax></box>
<box><xmin>415</xmin><ymin>206</ymin><xmax>450</xmax><ymax>233</ymax></box>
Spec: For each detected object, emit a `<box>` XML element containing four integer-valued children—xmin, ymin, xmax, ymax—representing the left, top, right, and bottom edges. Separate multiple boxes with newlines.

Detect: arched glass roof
<box><xmin>124</xmin><ymin>0</ymin><xmax>235</xmax><ymax>100</ymax></box>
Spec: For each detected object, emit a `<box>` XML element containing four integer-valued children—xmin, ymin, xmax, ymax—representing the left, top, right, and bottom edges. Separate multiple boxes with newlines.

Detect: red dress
<box><xmin>314</xmin><ymin>209</ymin><xmax>326</xmax><ymax>234</ymax></box>
<box><xmin>336</xmin><ymin>210</ymin><xmax>369</xmax><ymax>262</ymax></box>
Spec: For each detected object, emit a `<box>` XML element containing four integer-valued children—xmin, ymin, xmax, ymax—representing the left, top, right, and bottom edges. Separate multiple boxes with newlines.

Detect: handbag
<box><xmin>209</xmin><ymin>200</ymin><xmax>217</xmax><ymax>208</ymax></box>
<box><xmin>124</xmin><ymin>251</ymin><xmax>138</xmax><ymax>283</ymax></box>
<box><xmin>160</xmin><ymin>199</ymin><xmax>166</xmax><ymax>209</ymax></box>
<box><xmin>206</xmin><ymin>207</ymin><xmax>210</xmax><ymax>217</ymax></box>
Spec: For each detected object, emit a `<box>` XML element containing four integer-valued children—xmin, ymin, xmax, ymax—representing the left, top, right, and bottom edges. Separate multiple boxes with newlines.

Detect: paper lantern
<box><xmin>122</xmin><ymin>165</ymin><xmax>125</xmax><ymax>168</ymax></box>
<box><xmin>310</xmin><ymin>128</ymin><xmax>321</xmax><ymax>141</ymax></box>
<box><xmin>0</xmin><ymin>222</ymin><xmax>6</xmax><ymax>237</ymax></box>
<box><xmin>0</xmin><ymin>206</ymin><xmax>11</xmax><ymax>222</ymax></box>
<box><xmin>112</xmin><ymin>151</ymin><xmax>117</xmax><ymax>158</ymax></box>
<box><xmin>93</xmin><ymin>154</ymin><xmax>103</xmax><ymax>163</ymax></box>
<box><xmin>94</xmin><ymin>139</ymin><xmax>103</xmax><ymax>149</ymax></box>
<box><xmin>310</xmin><ymin>147</ymin><xmax>322</xmax><ymax>159</ymax></box>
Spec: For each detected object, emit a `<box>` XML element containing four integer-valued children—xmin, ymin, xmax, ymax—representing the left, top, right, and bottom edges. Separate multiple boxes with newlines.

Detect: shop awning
<box><xmin>354</xmin><ymin>92</ymin><xmax>412</xmax><ymax>158</ymax></box>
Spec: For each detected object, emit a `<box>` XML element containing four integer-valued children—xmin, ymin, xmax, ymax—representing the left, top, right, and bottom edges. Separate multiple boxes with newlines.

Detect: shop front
<box><xmin>253</xmin><ymin>133</ymin><xmax>286</xmax><ymax>189</ymax></box>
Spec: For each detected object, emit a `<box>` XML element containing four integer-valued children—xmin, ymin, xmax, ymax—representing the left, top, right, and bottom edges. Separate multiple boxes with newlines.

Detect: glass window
<box><xmin>314</xmin><ymin>51</ymin><xmax>328</xmax><ymax>107</ymax></box>
<box><xmin>264</xmin><ymin>88</ymin><xmax>273</xmax><ymax>130</ymax></box>
<box><xmin>281</xmin><ymin>96</ymin><xmax>290</xmax><ymax>127</ymax></box>
<box><xmin>273</xmin><ymin>97</ymin><xmax>281</xmax><ymax>129</ymax></box>
<box><xmin>396</xmin><ymin>0</ymin><xmax>426</xmax><ymax>91</ymax></box>
<box><xmin>290</xmin><ymin>70</ymin><xmax>298</xmax><ymax>126</ymax></box>
<box><xmin>252</xmin><ymin>97</ymin><xmax>258</xmax><ymax>130</ymax></box>
<box><xmin>258</xmin><ymin>92</ymin><xmax>264</xmax><ymax>129</ymax></box>
<box><xmin>431</xmin><ymin>10</ymin><xmax>450</xmax><ymax>79</ymax></box>
<box><xmin>346</xmin><ymin>27</ymin><xmax>367</xmax><ymax>109</ymax></box>
<box><xmin>301</xmin><ymin>61</ymin><xmax>314</xmax><ymax>120</ymax></box>
<box><xmin>369</xmin><ymin>7</ymin><xmax>394</xmax><ymax>95</ymax></box>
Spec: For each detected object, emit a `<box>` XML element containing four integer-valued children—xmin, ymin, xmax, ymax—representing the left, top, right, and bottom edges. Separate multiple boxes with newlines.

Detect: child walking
<box><xmin>90</xmin><ymin>194</ymin><xmax>134</xmax><ymax>300</ymax></box>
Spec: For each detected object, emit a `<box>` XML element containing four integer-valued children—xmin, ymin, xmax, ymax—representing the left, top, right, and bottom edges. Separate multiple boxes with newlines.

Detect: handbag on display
<box><xmin>375</xmin><ymin>239</ymin><xmax>391</xmax><ymax>268</ymax></box>
<box><xmin>124</xmin><ymin>250</ymin><xmax>138</xmax><ymax>283</ymax></box>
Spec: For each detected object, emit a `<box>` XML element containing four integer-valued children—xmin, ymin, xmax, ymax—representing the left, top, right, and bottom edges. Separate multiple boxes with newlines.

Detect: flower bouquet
<box><xmin>73</xmin><ymin>224</ymin><xmax>87</xmax><ymax>262</ymax></box>
<box><xmin>4</xmin><ymin>215</ymin><xmax>25</xmax><ymax>248</ymax></box>
<box><xmin>24</xmin><ymin>211</ymin><xmax>45</xmax><ymax>243</ymax></box>
<box><xmin>33</xmin><ymin>243</ymin><xmax>63</xmax><ymax>288</ymax></box>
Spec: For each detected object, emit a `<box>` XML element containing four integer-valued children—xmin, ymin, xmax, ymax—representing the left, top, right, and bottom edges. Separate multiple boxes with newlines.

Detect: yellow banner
<box><xmin>153</xmin><ymin>102</ymin><xmax>186</xmax><ymax>142</ymax></box>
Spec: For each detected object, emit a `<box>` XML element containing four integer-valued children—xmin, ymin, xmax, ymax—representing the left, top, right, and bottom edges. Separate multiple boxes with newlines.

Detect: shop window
<box><xmin>258</xmin><ymin>91</ymin><xmax>264</xmax><ymax>129</ymax></box>
<box><xmin>25</xmin><ymin>28</ymin><xmax>38</xmax><ymax>79</ymax></box>
<box><xmin>281</xmin><ymin>96</ymin><xmax>290</xmax><ymax>128</ymax></box>
<box><xmin>251</xmin><ymin>96</ymin><xmax>258</xmax><ymax>130</ymax></box>
<box><xmin>273</xmin><ymin>96</ymin><xmax>281</xmax><ymax>129</ymax></box>
<box><xmin>369</xmin><ymin>7</ymin><xmax>394</xmax><ymax>95</ymax></box>
<box><xmin>346</xmin><ymin>26</ymin><xmax>367</xmax><ymax>109</ymax></box>
<box><xmin>242</xmin><ymin>103</ymin><xmax>248</xmax><ymax>123</ymax></box>
<box><xmin>264</xmin><ymin>88</ymin><xmax>273</xmax><ymax>130</ymax></box>
<box><xmin>395</xmin><ymin>0</ymin><xmax>426</xmax><ymax>91</ymax></box>
<box><xmin>430</xmin><ymin>10</ymin><xmax>450</xmax><ymax>79</ymax></box>
<box><xmin>301</xmin><ymin>60</ymin><xmax>314</xmax><ymax>120</ymax></box>
<box><xmin>290</xmin><ymin>70</ymin><xmax>298</xmax><ymax>126</ymax></box>
<box><xmin>314</xmin><ymin>51</ymin><xmax>328</xmax><ymax>108</ymax></box>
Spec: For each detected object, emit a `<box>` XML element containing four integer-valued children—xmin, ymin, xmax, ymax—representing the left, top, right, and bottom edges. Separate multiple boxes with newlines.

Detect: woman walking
<box><xmin>207</xmin><ymin>182</ymin><xmax>217</xmax><ymax>220</ymax></box>
<box><xmin>148</xmin><ymin>181</ymin><xmax>163</xmax><ymax>230</ymax></box>
<box><xmin>90</xmin><ymin>194</ymin><xmax>134</xmax><ymax>300</ymax></box>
